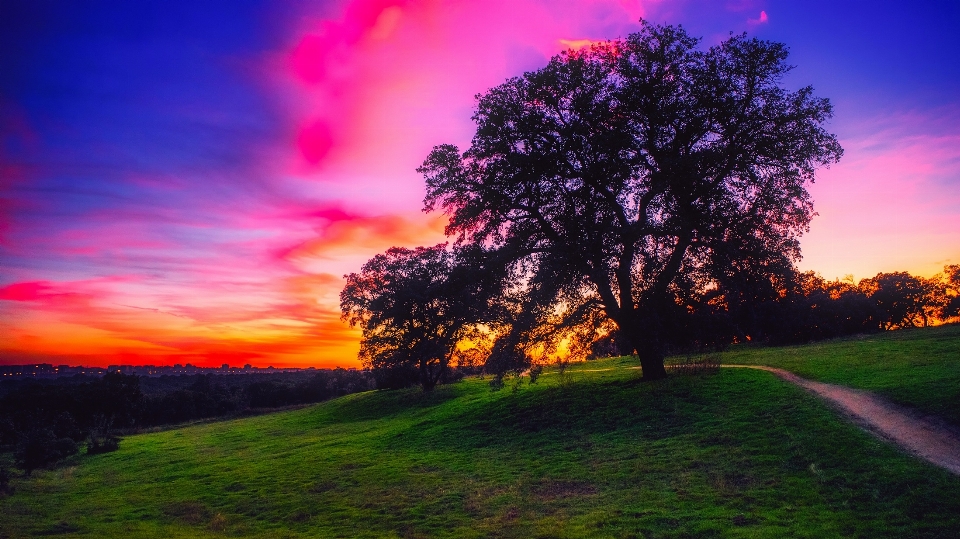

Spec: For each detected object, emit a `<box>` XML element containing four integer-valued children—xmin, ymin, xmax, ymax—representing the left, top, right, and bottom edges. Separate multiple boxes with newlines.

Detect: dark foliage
<box><xmin>691</xmin><ymin>267</ymin><xmax>958</xmax><ymax>347</ymax></box>
<box><xmin>0</xmin><ymin>466</ymin><xmax>10</xmax><ymax>493</ymax></box>
<box><xmin>945</xmin><ymin>265</ymin><xmax>960</xmax><ymax>319</ymax></box>
<box><xmin>140</xmin><ymin>375</ymin><xmax>243</xmax><ymax>425</ymax></box>
<box><xmin>52</xmin><ymin>412</ymin><xmax>82</xmax><ymax>442</ymax></box>
<box><xmin>341</xmin><ymin>244</ymin><xmax>507</xmax><ymax>391</ymax></box>
<box><xmin>419</xmin><ymin>22</ymin><xmax>842</xmax><ymax>379</ymax></box>
<box><xmin>589</xmin><ymin>330</ymin><xmax>635</xmax><ymax>359</ymax></box>
<box><xmin>0</xmin><ymin>368</ymin><xmax>374</xmax><ymax>470</ymax></box>
<box><xmin>86</xmin><ymin>415</ymin><xmax>120</xmax><ymax>455</ymax></box>
<box><xmin>369</xmin><ymin>363</ymin><xmax>421</xmax><ymax>390</ymax></box>
<box><xmin>0</xmin><ymin>373</ymin><xmax>141</xmax><ymax>453</ymax></box>
<box><xmin>859</xmin><ymin>272</ymin><xmax>928</xmax><ymax>329</ymax></box>
<box><xmin>14</xmin><ymin>428</ymin><xmax>78</xmax><ymax>475</ymax></box>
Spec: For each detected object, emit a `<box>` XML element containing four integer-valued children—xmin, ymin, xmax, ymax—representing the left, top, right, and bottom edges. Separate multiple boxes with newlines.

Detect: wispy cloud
<box><xmin>748</xmin><ymin>10</ymin><xmax>769</xmax><ymax>26</ymax></box>
<box><xmin>798</xmin><ymin>107</ymin><xmax>960</xmax><ymax>279</ymax></box>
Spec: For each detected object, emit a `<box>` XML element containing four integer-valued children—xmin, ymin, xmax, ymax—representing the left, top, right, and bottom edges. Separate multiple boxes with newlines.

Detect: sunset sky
<box><xmin>2</xmin><ymin>0</ymin><xmax>959</xmax><ymax>368</ymax></box>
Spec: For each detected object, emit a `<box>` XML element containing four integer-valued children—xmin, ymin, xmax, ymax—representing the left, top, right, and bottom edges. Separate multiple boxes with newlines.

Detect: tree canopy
<box><xmin>418</xmin><ymin>22</ymin><xmax>842</xmax><ymax>379</ymax></box>
<box><xmin>340</xmin><ymin>244</ymin><xmax>505</xmax><ymax>390</ymax></box>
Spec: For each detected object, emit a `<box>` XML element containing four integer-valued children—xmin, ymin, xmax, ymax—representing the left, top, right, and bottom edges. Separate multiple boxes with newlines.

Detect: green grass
<box><xmin>714</xmin><ymin>323</ymin><xmax>960</xmax><ymax>427</ymax></box>
<box><xmin>2</xmin><ymin>327</ymin><xmax>960</xmax><ymax>537</ymax></box>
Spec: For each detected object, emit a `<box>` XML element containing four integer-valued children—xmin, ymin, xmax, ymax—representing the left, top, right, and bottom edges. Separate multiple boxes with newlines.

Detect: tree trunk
<box><xmin>420</xmin><ymin>357</ymin><xmax>450</xmax><ymax>392</ymax></box>
<box><xmin>619</xmin><ymin>310</ymin><xmax>669</xmax><ymax>381</ymax></box>
<box><xmin>419</xmin><ymin>360</ymin><xmax>438</xmax><ymax>392</ymax></box>
<box><xmin>637</xmin><ymin>348</ymin><xmax>668</xmax><ymax>381</ymax></box>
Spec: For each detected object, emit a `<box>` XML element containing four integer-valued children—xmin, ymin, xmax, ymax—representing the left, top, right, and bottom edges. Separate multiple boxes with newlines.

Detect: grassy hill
<box><xmin>2</xmin><ymin>326</ymin><xmax>960</xmax><ymax>538</ymax></box>
<box><xmin>712</xmin><ymin>323</ymin><xmax>960</xmax><ymax>428</ymax></box>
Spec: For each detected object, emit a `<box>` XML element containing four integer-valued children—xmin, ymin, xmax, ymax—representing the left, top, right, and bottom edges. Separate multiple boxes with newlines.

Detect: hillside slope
<box><xmin>3</xmin><ymin>331</ymin><xmax>960</xmax><ymax>537</ymax></box>
<box><xmin>716</xmin><ymin>324</ymin><xmax>960</xmax><ymax>427</ymax></box>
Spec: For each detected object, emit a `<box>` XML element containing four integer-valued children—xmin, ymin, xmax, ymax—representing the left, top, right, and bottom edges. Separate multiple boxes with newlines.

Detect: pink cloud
<box><xmin>277</xmin><ymin>207</ymin><xmax>447</xmax><ymax>267</ymax></box>
<box><xmin>798</xmin><ymin>108</ymin><xmax>960</xmax><ymax>279</ymax></box>
<box><xmin>0</xmin><ymin>277</ymin><xmax>146</xmax><ymax>309</ymax></box>
<box><xmin>297</xmin><ymin>120</ymin><xmax>335</xmax><ymax>164</ymax></box>
<box><xmin>0</xmin><ymin>281</ymin><xmax>55</xmax><ymax>302</ymax></box>
<box><xmin>558</xmin><ymin>38</ymin><xmax>608</xmax><ymax>51</ymax></box>
<box><xmin>0</xmin><ymin>271</ymin><xmax>362</xmax><ymax>368</ymax></box>
<box><xmin>274</xmin><ymin>0</ymin><xmax>649</xmax><ymax>210</ymax></box>
<box><xmin>748</xmin><ymin>10</ymin><xmax>769</xmax><ymax>25</ymax></box>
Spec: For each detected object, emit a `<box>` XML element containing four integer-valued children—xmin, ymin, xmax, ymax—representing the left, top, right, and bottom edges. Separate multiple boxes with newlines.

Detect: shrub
<box><xmin>53</xmin><ymin>412</ymin><xmax>82</xmax><ymax>442</ymax></box>
<box><xmin>371</xmin><ymin>364</ymin><xmax>420</xmax><ymax>390</ymax></box>
<box><xmin>671</xmin><ymin>353</ymin><xmax>722</xmax><ymax>375</ymax></box>
<box><xmin>0</xmin><ymin>466</ymin><xmax>11</xmax><ymax>493</ymax></box>
<box><xmin>87</xmin><ymin>434</ymin><xmax>119</xmax><ymax>455</ymax></box>
<box><xmin>86</xmin><ymin>415</ymin><xmax>120</xmax><ymax>455</ymax></box>
<box><xmin>14</xmin><ymin>428</ymin><xmax>79</xmax><ymax>475</ymax></box>
<box><xmin>528</xmin><ymin>364</ymin><xmax>544</xmax><ymax>384</ymax></box>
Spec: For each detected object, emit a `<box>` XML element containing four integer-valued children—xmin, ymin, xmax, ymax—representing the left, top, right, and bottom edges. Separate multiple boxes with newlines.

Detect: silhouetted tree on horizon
<box><xmin>858</xmin><ymin>271</ymin><xmax>945</xmax><ymax>330</ymax></box>
<box><xmin>418</xmin><ymin>21</ymin><xmax>842</xmax><ymax>379</ymax></box>
<box><xmin>340</xmin><ymin>244</ymin><xmax>507</xmax><ymax>391</ymax></box>
<box><xmin>941</xmin><ymin>264</ymin><xmax>960</xmax><ymax>320</ymax></box>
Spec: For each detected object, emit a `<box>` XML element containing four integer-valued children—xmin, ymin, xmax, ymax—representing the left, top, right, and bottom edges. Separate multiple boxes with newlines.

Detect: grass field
<box><xmin>2</xmin><ymin>327</ymin><xmax>960</xmax><ymax>538</ymax></box>
<box><xmin>712</xmin><ymin>323</ymin><xmax>960</xmax><ymax>428</ymax></box>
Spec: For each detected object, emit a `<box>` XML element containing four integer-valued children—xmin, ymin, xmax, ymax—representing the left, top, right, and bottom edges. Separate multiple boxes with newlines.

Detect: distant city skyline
<box><xmin>0</xmin><ymin>361</ymin><xmax>335</xmax><ymax>380</ymax></box>
<box><xmin>2</xmin><ymin>0</ymin><xmax>959</xmax><ymax>367</ymax></box>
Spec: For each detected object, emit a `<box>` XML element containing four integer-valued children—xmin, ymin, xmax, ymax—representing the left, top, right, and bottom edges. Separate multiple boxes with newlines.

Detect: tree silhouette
<box><xmin>419</xmin><ymin>22</ymin><xmax>842</xmax><ymax>379</ymax></box>
<box><xmin>942</xmin><ymin>264</ymin><xmax>960</xmax><ymax>319</ymax></box>
<box><xmin>340</xmin><ymin>244</ymin><xmax>505</xmax><ymax>391</ymax></box>
<box><xmin>859</xmin><ymin>272</ymin><xmax>927</xmax><ymax>330</ymax></box>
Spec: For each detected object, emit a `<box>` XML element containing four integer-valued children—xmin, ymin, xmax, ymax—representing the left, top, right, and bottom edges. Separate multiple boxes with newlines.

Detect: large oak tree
<box><xmin>418</xmin><ymin>22</ymin><xmax>842</xmax><ymax>379</ymax></box>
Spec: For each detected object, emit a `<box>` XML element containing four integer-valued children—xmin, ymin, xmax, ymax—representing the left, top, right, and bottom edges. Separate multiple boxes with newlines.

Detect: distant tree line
<box><xmin>344</xmin><ymin>248</ymin><xmax>959</xmax><ymax>392</ymax></box>
<box><xmin>0</xmin><ymin>369</ymin><xmax>373</xmax><ymax>474</ymax></box>
<box><xmin>736</xmin><ymin>267</ymin><xmax>960</xmax><ymax>345</ymax></box>
<box><xmin>592</xmin><ymin>265</ymin><xmax>960</xmax><ymax>355</ymax></box>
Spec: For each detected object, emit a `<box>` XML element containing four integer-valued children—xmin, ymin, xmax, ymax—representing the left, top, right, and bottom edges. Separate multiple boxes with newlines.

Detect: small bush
<box><xmin>209</xmin><ymin>512</ymin><xmax>228</xmax><ymax>531</ymax></box>
<box><xmin>672</xmin><ymin>353</ymin><xmax>721</xmax><ymax>375</ymax></box>
<box><xmin>86</xmin><ymin>415</ymin><xmax>120</xmax><ymax>455</ymax></box>
<box><xmin>53</xmin><ymin>437</ymin><xmax>79</xmax><ymax>458</ymax></box>
<box><xmin>554</xmin><ymin>359</ymin><xmax>575</xmax><ymax>388</ymax></box>
<box><xmin>14</xmin><ymin>428</ymin><xmax>79</xmax><ymax>475</ymax></box>
<box><xmin>53</xmin><ymin>412</ymin><xmax>82</xmax><ymax>442</ymax></box>
<box><xmin>371</xmin><ymin>364</ymin><xmax>420</xmax><ymax>390</ymax></box>
<box><xmin>439</xmin><ymin>366</ymin><xmax>465</xmax><ymax>385</ymax></box>
<box><xmin>528</xmin><ymin>365</ymin><xmax>544</xmax><ymax>384</ymax></box>
<box><xmin>0</xmin><ymin>466</ymin><xmax>11</xmax><ymax>494</ymax></box>
<box><xmin>87</xmin><ymin>436</ymin><xmax>119</xmax><ymax>455</ymax></box>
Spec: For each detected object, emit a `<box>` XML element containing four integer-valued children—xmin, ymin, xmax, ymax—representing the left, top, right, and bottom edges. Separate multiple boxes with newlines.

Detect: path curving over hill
<box><xmin>724</xmin><ymin>364</ymin><xmax>960</xmax><ymax>476</ymax></box>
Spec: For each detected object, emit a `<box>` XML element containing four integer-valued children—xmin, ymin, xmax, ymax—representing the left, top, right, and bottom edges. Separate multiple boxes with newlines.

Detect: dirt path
<box><xmin>724</xmin><ymin>364</ymin><xmax>960</xmax><ymax>476</ymax></box>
